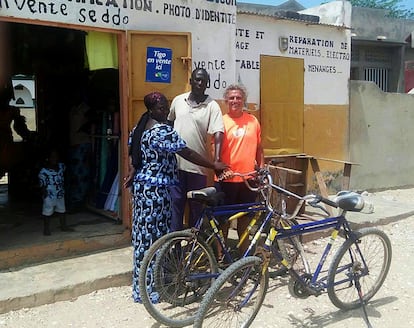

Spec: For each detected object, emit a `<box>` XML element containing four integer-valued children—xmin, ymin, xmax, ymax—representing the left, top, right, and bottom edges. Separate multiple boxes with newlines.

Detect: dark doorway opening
<box><xmin>0</xmin><ymin>22</ymin><xmax>126</xmax><ymax>268</ymax></box>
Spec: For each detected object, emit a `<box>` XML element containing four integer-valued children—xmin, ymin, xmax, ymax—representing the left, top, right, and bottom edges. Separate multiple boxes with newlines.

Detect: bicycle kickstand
<box><xmin>354</xmin><ymin>277</ymin><xmax>374</xmax><ymax>328</ymax></box>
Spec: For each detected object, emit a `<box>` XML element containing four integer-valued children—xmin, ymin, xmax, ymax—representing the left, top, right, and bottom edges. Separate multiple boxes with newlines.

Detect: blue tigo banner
<box><xmin>146</xmin><ymin>47</ymin><xmax>172</xmax><ymax>83</ymax></box>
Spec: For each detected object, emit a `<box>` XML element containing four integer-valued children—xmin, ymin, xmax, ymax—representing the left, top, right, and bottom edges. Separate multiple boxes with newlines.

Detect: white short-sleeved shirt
<box><xmin>168</xmin><ymin>92</ymin><xmax>224</xmax><ymax>175</ymax></box>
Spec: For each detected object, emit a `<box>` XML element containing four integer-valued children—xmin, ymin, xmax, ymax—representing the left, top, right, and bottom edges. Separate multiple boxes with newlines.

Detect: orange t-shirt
<box><xmin>217</xmin><ymin>112</ymin><xmax>261</xmax><ymax>183</ymax></box>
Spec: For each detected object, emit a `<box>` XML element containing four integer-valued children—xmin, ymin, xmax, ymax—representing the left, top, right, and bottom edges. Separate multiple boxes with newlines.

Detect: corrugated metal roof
<box><xmin>237</xmin><ymin>2</ymin><xmax>348</xmax><ymax>28</ymax></box>
<box><xmin>237</xmin><ymin>0</ymin><xmax>305</xmax><ymax>14</ymax></box>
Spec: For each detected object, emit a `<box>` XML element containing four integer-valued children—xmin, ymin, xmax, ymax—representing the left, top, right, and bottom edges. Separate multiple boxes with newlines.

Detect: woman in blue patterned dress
<box><xmin>124</xmin><ymin>92</ymin><xmax>227</xmax><ymax>303</ymax></box>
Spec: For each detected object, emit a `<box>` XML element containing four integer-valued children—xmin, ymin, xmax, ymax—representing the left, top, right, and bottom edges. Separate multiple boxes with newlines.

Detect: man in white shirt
<box><xmin>168</xmin><ymin>68</ymin><xmax>224</xmax><ymax>231</ymax></box>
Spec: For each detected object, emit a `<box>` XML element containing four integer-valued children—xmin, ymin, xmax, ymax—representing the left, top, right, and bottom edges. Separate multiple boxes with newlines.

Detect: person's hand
<box><xmin>123</xmin><ymin>175</ymin><xmax>133</xmax><ymax>189</ymax></box>
<box><xmin>217</xmin><ymin>168</ymin><xmax>234</xmax><ymax>181</ymax></box>
<box><xmin>213</xmin><ymin>161</ymin><xmax>229</xmax><ymax>173</ymax></box>
<box><xmin>123</xmin><ymin>166</ymin><xmax>136</xmax><ymax>189</ymax></box>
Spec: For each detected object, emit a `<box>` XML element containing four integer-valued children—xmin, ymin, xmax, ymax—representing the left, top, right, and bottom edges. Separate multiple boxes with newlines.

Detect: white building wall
<box><xmin>236</xmin><ymin>12</ymin><xmax>351</xmax><ymax>107</ymax></box>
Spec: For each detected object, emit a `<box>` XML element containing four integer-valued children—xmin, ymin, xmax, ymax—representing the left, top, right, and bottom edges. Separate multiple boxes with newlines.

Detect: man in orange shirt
<box><xmin>216</xmin><ymin>84</ymin><xmax>264</xmax><ymax>255</ymax></box>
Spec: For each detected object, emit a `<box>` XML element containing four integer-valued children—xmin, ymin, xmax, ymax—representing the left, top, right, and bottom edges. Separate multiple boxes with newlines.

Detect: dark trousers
<box><xmin>214</xmin><ymin>181</ymin><xmax>257</xmax><ymax>255</ymax></box>
<box><xmin>170</xmin><ymin>170</ymin><xmax>207</xmax><ymax>231</ymax></box>
<box><xmin>215</xmin><ymin>181</ymin><xmax>257</xmax><ymax>205</ymax></box>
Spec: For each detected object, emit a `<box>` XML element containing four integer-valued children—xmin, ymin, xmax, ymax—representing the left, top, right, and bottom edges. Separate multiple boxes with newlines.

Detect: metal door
<box><xmin>260</xmin><ymin>55</ymin><xmax>304</xmax><ymax>155</ymax></box>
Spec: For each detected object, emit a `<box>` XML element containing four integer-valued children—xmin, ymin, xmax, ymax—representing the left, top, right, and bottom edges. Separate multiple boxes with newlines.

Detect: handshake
<box><xmin>217</xmin><ymin>169</ymin><xmax>234</xmax><ymax>181</ymax></box>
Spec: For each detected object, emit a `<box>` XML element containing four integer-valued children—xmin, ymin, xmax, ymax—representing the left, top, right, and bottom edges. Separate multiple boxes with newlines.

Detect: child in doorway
<box><xmin>38</xmin><ymin>149</ymin><xmax>73</xmax><ymax>235</ymax></box>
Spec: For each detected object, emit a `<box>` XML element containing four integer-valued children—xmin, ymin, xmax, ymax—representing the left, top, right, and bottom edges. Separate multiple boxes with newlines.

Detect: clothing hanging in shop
<box><xmin>85</xmin><ymin>31</ymin><xmax>118</xmax><ymax>70</ymax></box>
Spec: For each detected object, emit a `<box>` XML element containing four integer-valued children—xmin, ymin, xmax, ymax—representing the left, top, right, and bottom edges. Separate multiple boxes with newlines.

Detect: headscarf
<box><xmin>143</xmin><ymin>92</ymin><xmax>167</xmax><ymax>109</ymax></box>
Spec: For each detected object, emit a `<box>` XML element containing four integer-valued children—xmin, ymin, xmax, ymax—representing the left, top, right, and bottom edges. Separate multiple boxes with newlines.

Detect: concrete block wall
<box><xmin>349</xmin><ymin>80</ymin><xmax>414</xmax><ymax>190</ymax></box>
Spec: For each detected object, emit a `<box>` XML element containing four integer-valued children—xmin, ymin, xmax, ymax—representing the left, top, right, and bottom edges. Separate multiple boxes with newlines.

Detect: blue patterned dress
<box><xmin>130</xmin><ymin>123</ymin><xmax>186</xmax><ymax>303</ymax></box>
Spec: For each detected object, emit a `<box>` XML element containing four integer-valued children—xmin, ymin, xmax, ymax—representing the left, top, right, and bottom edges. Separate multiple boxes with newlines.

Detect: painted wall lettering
<box><xmin>287</xmin><ymin>36</ymin><xmax>350</xmax><ymax>61</ymax></box>
<box><xmin>235</xmin><ymin>28</ymin><xmax>265</xmax><ymax>39</ymax></box>
<box><xmin>160</xmin><ymin>3</ymin><xmax>235</xmax><ymax>23</ymax></box>
<box><xmin>289</xmin><ymin>35</ymin><xmax>334</xmax><ymax>48</ymax></box>
<box><xmin>79</xmin><ymin>7</ymin><xmax>129</xmax><ymax>24</ymax></box>
<box><xmin>11</xmin><ymin>0</ymin><xmax>69</xmax><ymax>15</ymax></box>
<box><xmin>194</xmin><ymin>59</ymin><xmax>228</xmax><ymax>90</ymax></box>
<box><xmin>235</xmin><ymin>41</ymin><xmax>249</xmax><ymax>50</ymax></box>
<box><xmin>235</xmin><ymin>28</ymin><xmax>250</xmax><ymax>37</ymax></box>
<box><xmin>308</xmin><ymin>65</ymin><xmax>337</xmax><ymax>73</ymax></box>
<box><xmin>235</xmin><ymin>28</ymin><xmax>350</xmax><ymax>72</ymax></box>
<box><xmin>122</xmin><ymin>0</ymin><xmax>152</xmax><ymax>11</ymax></box>
<box><xmin>0</xmin><ymin>0</ymin><xmax>9</xmax><ymax>9</ymax></box>
<box><xmin>236</xmin><ymin>59</ymin><xmax>259</xmax><ymax>70</ymax></box>
<box><xmin>194</xmin><ymin>8</ymin><xmax>235</xmax><ymax>23</ymax></box>
<box><xmin>163</xmin><ymin>3</ymin><xmax>191</xmax><ymax>18</ymax></box>
<box><xmin>255</xmin><ymin>31</ymin><xmax>264</xmax><ymax>39</ymax></box>
<box><xmin>235</xmin><ymin>28</ymin><xmax>264</xmax><ymax>71</ymax></box>
<box><xmin>289</xmin><ymin>47</ymin><xmax>321</xmax><ymax>57</ymax></box>
<box><xmin>1</xmin><ymin>0</ymin><xmax>236</xmax><ymax>28</ymax></box>
<box><xmin>206</xmin><ymin>0</ymin><xmax>236</xmax><ymax>5</ymax></box>
<box><xmin>326</xmin><ymin>50</ymin><xmax>349</xmax><ymax>60</ymax></box>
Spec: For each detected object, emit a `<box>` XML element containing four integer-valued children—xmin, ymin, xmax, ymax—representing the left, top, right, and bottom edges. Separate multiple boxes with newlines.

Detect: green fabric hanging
<box><xmin>85</xmin><ymin>31</ymin><xmax>118</xmax><ymax>70</ymax></box>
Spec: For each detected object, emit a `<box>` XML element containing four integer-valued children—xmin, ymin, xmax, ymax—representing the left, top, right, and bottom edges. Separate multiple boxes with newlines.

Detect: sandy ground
<box><xmin>0</xmin><ymin>200</ymin><xmax>413</xmax><ymax>328</ymax></box>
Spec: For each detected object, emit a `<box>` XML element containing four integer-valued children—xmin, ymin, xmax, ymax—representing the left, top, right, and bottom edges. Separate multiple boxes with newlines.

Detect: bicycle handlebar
<box><xmin>219</xmin><ymin>166</ymin><xmax>339</xmax><ymax>210</ymax></box>
<box><xmin>218</xmin><ymin>169</ymin><xmax>273</xmax><ymax>192</ymax></box>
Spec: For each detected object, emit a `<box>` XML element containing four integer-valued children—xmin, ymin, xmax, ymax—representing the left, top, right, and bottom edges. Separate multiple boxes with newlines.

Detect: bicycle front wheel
<box><xmin>194</xmin><ymin>256</ymin><xmax>268</xmax><ymax>328</ymax></box>
<box><xmin>139</xmin><ymin>230</ymin><xmax>218</xmax><ymax>327</ymax></box>
<box><xmin>268</xmin><ymin>218</ymin><xmax>308</xmax><ymax>278</ymax></box>
<box><xmin>327</xmin><ymin>227</ymin><xmax>392</xmax><ymax>310</ymax></box>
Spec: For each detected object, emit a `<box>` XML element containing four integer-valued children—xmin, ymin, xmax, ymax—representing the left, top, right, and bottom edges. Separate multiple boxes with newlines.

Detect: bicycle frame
<box><xmin>185</xmin><ymin>169</ymin><xmax>306</xmax><ymax>281</ymax></box>
<box><xmin>182</xmin><ymin>202</ymin><xmax>271</xmax><ymax>283</ymax></box>
<box><xmin>200</xmin><ymin>203</ymin><xmax>267</xmax><ymax>259</ymax></box>
<box><xmin>263</xmin><ymin>212</ymin><xmax>361</xmax><ymax>294</ymax></box>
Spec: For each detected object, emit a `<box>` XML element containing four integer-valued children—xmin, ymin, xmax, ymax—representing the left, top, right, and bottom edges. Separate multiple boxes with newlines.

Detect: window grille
<box><xmin>364</xmin><ymin>67</ymin><xmax>388</xmax><ymax>92</ymax></box>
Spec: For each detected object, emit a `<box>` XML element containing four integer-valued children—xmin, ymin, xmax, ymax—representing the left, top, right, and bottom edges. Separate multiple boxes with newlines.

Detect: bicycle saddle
<box><xmin>187</xmin><ymin>187</ymin><xmax>226</xmax><ymax>206</ymax></box>
<box><xmin>333</xmin><ymin>191</ymin><xmax>365</xmax><ymax>212</ymax></box>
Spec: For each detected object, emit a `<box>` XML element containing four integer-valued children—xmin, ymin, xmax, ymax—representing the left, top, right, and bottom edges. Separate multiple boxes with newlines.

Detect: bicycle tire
<box><xmin>327</xmin><ymin>227</ymin><xmax>392</xmax><ymax>310</ymax></box>
<box><xmin>138</xmin><ymin>230</ymin><xmax>218</xmax><ymax>327</ymax></box>
<box><xmin>266</xmin><ymin>218</ymin><xmax>306</xmax><ymax>277</ymax></box>
<box><xmin>271</xmin><ymin>234</ymin><xmax>306</xmax><ymax>276</ymax></box>
<box><xmin>153</xmin><ymin>232</ymin><xmax>217</xmax><ymax>305</ymax></box>
<box><xmin>194</xmin><ymin>256</ymin><xmax>269</xmax><ymax>328</ymax></box>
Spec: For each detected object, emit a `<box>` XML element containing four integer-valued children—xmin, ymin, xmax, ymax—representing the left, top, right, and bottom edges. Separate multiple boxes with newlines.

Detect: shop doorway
<box><xmin>0</xmin><ymin>22</ymin><xmax>125</xmax><ymax>265</ymax></box>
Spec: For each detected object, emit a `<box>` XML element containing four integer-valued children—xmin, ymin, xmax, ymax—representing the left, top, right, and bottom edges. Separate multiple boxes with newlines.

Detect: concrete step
<box><xmin>0</xmin><ymin>210</ymin><xmax>129</xmax><ymax>270</ymax></box>
<box><xmin>0</xmin><ymin>246</ymin><xmax>132</xmax><ymax>314</ymax></box>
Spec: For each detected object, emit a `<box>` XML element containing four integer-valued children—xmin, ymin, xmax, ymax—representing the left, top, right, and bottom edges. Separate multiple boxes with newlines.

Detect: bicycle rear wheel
<box><xmin>139</xmin><ymin>230</ymin><xmax>218</xmax><ymax>327</ymax></box>
<box><xmin>194</xmin><ymin>256</ymin><xmax>268</xmax><ymax>328</ymax></box>
<box><xmin>327</xmin><ymin>227</ymin><xmax>392</xmax><ymax>310</ymax></box>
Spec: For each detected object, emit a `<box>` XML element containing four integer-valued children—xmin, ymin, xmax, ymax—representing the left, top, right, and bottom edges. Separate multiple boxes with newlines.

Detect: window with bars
<box><xmin>364</xmin><ymin>67</ymin><xmax>389</xmax><ymax>92</ymax></box>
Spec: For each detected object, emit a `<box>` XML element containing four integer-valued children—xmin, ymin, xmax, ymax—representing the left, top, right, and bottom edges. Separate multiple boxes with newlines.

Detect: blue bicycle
<box><xmin>138</xmin><ymin>167</ymin><xmax>307</xmax><ymax>327</ymax></box>
<box><xmin>194</xmin><ymin>191</ymin><xmax>392</xmax><ymax>328</ymax></box>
